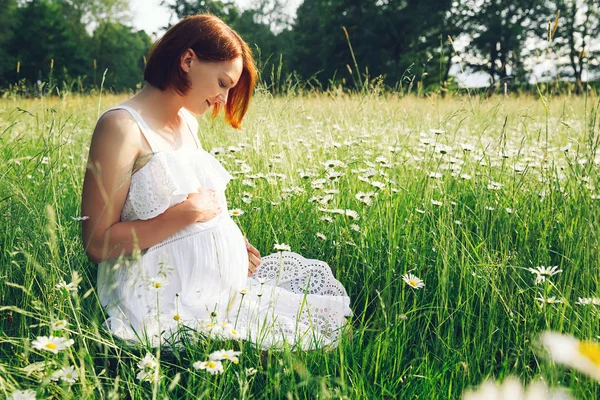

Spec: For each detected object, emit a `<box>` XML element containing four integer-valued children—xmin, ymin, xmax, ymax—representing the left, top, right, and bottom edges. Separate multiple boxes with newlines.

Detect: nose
<box><xmin>215</xmin><ymin>91</ymin><xmax>228</xmax><ymax>105</ymax></box>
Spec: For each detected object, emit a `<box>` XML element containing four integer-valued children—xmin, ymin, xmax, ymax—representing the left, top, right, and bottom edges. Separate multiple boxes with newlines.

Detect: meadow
<box><xmin>0</xmin><ymin>91</ymin><xmax>599</xmax><ymax>399</ymax></box>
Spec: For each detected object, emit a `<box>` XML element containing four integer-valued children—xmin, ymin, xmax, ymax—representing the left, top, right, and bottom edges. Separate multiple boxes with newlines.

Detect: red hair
<box><xmin>144</xmin><ymin>14</ymin><xmax>257</xmax><ymax>129</ymax></box>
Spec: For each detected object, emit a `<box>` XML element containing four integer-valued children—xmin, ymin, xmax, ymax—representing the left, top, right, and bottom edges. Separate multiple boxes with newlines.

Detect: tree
<box><xmin>91</xmin><ymin>22</ymin><xmax>152</xmax><ymax>91</ymax></box>
<box><xmin>5</xmin><ymin>0</ymin><xmax>92</xmax><ymax>88</ymax></box>
<box><xmin>161</xmin><ymin>0</ymin><xmax>240</xmax><ymax>25</ymax></box>
<box><xmin>291</xmin><ymin>0</ymin><xmax>453</xmax><ymax>90</ymax></box>
<box><xmin>0</xmin><ymin>0</ymin><xmax>18</xmax><ymax>87</ymax></box>
<box><xmin>454</xmin><ymin>0</ymin><xmax>550</xmax><ymax>88</ymax></box>
<box><xmin>551</xmin><ymin>0</ymin><xmax>600</xmax><ymax>93</ymax></box>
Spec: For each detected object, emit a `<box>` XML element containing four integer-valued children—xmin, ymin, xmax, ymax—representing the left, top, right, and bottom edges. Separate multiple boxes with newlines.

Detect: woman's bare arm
<box><xmin>80</xmin><ymin>111</ymin><xmax>197</xmax><ymax>264</ymax></box>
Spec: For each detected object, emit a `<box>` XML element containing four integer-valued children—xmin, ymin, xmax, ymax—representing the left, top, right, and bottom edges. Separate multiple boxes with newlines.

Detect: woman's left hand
<box><xmin>245</xmin><ymin>238</ymin><xmax>261</xmax><ymax>277</ymax></box>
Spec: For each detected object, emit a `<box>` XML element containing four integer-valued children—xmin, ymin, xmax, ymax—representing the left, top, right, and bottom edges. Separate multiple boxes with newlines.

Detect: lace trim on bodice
<box><xmin>120</xmin><ymin>147</ymin><xmax>233</xmax><ymax>222</ymax></box>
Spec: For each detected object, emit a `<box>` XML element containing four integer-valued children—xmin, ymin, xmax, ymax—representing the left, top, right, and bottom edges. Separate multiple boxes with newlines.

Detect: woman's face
<box><xmin>180</xmin><ymin>50</ymin><xmax>243</xmax><ymax>115</ymax></box>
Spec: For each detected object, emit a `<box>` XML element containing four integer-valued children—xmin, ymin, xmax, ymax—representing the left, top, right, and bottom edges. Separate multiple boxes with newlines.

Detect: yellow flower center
<box><xmin>66</xmin><ymin>373</ymin><xmax>72</xmax><ymax>378</ymax></box>
<box><xmin>207</xmin><ymin>361</ymin><xmax>216</xmax><ymax>368</ymax></box>
<box><xmin>45</xmin><ymin>343</ymin><xmax>57</xmax><ymax>350</ymax></box>
<box><xmin>231</xmin><ymin>330</ymin><xmax>238</xmax><ymax>335</ymax></box>
<box><xmin>579</xmin><ymin>340</ymin><xmax>600</xmax><ymax>367</ymax></box>
<box><xmin>173</xmin><ymin>314</ymin><xmax>181</xmax><ymax>321</ymax></box>
<box><xmin>154</xmin><ymin>282</ymin><xmax>161</xmax><ymax>288</ymax></box>
<box><xmin>409</xmin><ymin>280</ymin><xmax>418</xmax><ymax>287</ymax></box>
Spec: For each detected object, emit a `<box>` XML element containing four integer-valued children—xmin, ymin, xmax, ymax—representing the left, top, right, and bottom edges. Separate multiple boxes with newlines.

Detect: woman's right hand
<box><xmin>182</xmin><ymin>188</ymin><xmax>222</xmax><ymax>223</ymax></box>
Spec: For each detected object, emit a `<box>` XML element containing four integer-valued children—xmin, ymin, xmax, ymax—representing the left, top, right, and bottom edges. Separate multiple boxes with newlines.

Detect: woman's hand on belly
<box><xmin>245</xmin><ymin>238</ymin><xmax>261</xmax><ymax>277</ymax></box>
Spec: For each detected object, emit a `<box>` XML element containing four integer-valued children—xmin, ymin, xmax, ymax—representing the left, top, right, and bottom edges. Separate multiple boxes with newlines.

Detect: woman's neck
<box><xmin>128</xmin><ymin>84</ymin><xmax>184</xmax><ymax>131</ymax></box>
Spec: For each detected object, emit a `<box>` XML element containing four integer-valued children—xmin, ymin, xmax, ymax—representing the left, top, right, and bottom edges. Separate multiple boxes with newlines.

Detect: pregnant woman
<box><xmin>80</xmin><ymin>14</ymin><xmax>351</xmax><ymax>350</ymax></box>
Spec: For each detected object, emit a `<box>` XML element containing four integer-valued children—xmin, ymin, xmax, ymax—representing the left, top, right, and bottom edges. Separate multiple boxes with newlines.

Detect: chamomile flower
<box><xmin>7</xmin><ymin>390</ymin><xmax>37</xmax><ymax>400</ymax></box>
<box><xmin>51</xmin><ymin>365</ymin><xmax>79</xmax><ymax>384</ymax></box>
<box><xmin>229</xmin><ymin>208</ymin><xmax>244</xmax><ymax>217</ymax></box>
<box><xmin>31</xmin><ymin>336</ymin><xmax>74</xmax><ymax>354</ymax></box>
<box><xmin>402</xmin><ymin>273</ymin><xmax>425</xmax><ymax>289</ymax></box>
<box><xmin>540</xmin><ymin>331</ymin><xmax>600</xmax><ymax>380</ymax></box>
<box><xmin>527</xmin><ymin>265</ymin><xmax>563</xmax><ymax>285</ymax></box>
<box><xmin>51</xmin><ymin>320</ymin><xmax>68</xmax><ymax>331</ymax></box>
<box><xmin>274</xmin><ymin>243</ymin><xmax>291</xmax><ymax>252</ymax></box>
<box><xmin>209</xmin><ymin>349</ymin><xmax>242</xmax><ymax>364</ymax></box>
<box><xmin>136</xmin><ymin>353</ymin><xmax>158</xmax><ymax>382</ymax></box>
<box><xmin>316</xmin><ymin>232</ymin><xmax>327</xmax><ymax>240</ymax></box>
<box><xmin>193</xmin><ymin>360</ymin><xmax>224</xmax><ymax>374</ymax></box>
<box><xmin>461</xmin><ymin>376</ymin><xmax>572</xmax><ymax>400</ymax></box>
<box><xmin>148</xmin><ymin>276</ymin><xmax>168</xmax><ymax>290</ymax></box>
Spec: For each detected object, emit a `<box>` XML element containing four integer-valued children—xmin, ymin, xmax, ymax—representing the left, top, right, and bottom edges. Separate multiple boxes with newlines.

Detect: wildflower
<box><xmin>136</xmin><ymin>353</ymin><xmax>158</xmax><ymax>382</ymax></box>
<box><xmin>7</xmin><ymin>390</ymin><xmax>37</xmax><ymax>400</ymax></box>
<box><xmin>31</xmin><ymin>336</ymin><xmax>74</xmax><ymax>354</ymax></box>
<box><xmin>323</xmin><ymin>160</ymin><xmax>345</xmax><ymax>168</ymax></box>
<box><xmin>402</xmin><ymin>273</ymin><xmax>425</xmax><ymax>289</ymax></box>
<box><xmin>51</xmin><ymin>320</ymin><xmax>68</xmax><ymax>331</ymax></box>
<box><xmin>431</xmin><ymin>199</ymin><xmax>443</xmax><ymax>206</ymax></box>
<box><xmin>576</xmin><ymin>297</ymin><xmax>600</xmax><ymax>306</ymax></box>
<box><xmin>148</xmin><ymin>276</ymin><xmax>168</xmax><ymax>290</ymax></box>
<box><xmin>311</xmin><ymin>178</ymin><xmax>327</xmax><ymax>189</ymax></box>
<box><xmin>193</xmin><ymin>360</ymin><xmax>224</xmax><ymax>374</ymax></box>
<box><xmin>345</xmin><ymin>209</ymin><xmax>360</xmax><ymax>220</ymax></box>
<box><xmin>487</xmin><ymin>181</ymin><xmax>503</xmax><ymax>190</ymax></box>
<box><xmin>209</xmin><ymin>349</ymin><xmax>242</xmax><ymax>364</ymax></box>
<box><xmin>350</xmin><ymin>224</ymin><xmax>360</xmax><ymax>232</ymax></box>
<box><xmin>225</xmin><ymin>329</ymin><xmax>241</xmax><ymax>340</ymax></box>
<box><xmin>415</xmin><ymin>208</ymin><xmax>426</xmax><ymax>214</ymax></box>
<box><xmin>535</xmin><ymin>296</ymin><xmax>563</xmax><ymax>305</ymax></box>
<box><xmin>355</xmin><ymin>191</ymin><xmax>377</xmax><ymax>205</ymax></box>
<box><xmin>201</xmin><ymin>320</ymin><xmax>223</xmax><ymax>336</ymax></box>
<box><xmin>460</xmin><ymin>173</ymin><xmax>472</xmax><ymax>180</ymax></box>
<box><xmin>70</xmin><ymin>216</ymin><xmax>89</xmax><ymax>221</ymax></box>
<box><xmin>51</xmin><ymin>365</ymin><xmax>79</xmax><ymax>384</ymax></box>
<box><xmin>370</xmin><ymin>181</ymin><xmax>386</xmax><ymax>190</ymax></box>
<box><xmin>316</xmin><ymin>232</ymin><xmax>327</xmax><ymax>240</ymax></box>
<box><xmin>326</xmin><ymin>170</ymin><xmax>344</xmax><ymax>180</ymax></box>
<box><xmin>229</xmin><ymin>209</ymin><xmax>244</xmax><ymax>217</ymax></box>
<box><xmin>540</xmin><ymin>331</ymin><xmax>600</xmax><ymax>380</ymax></box>
<box><xmin>505</xmin><ymin>208</ymin><xmax>514</xmax><ymax>214</ymax></box>
<box><xmin>461</xmin><ymin>376</ymin><xmax>572</xmax><ymax>400</ymax></box>
<box><xmin>429</xmin><ymin>172</ymin><xmax>443</xmax><ymax>179</ymax></box>
<box><xmin>242</xmin><ymin>179</ymin><xmax>255</xmax><ymax>187</ymax></box>
<box><xmin>430</xmin><ymin>129</ymin><xmax>445</xmax><ymax>135</ymax></box>
<box><xmin>245</xmin><ymin>367</ymin><xmax>258</xmax><ymax>376</ymax></box>
<box><xmin>527</xmin><ymin>265</ymin><xmax>563</xmax><ymax>285</ymax></box>
<box><xmin>274</xmin><ymin>243</ymin><xmax>291</xmax><ymax>252</ymax></box>
<box><xmin>320</xmin><ymin>215</ymin><xmax>334</xmax><ymax>223</ymax></box>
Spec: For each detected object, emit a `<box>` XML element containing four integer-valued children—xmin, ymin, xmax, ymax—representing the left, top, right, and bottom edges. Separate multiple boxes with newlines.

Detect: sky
<box><xmin>126</xmin><ymin>0</ymin><xmax>526</xmax><ymax>88</ymax></box>
<box><xmin>128</xmin><ymin>0</ymin><xmax>302</xmax><ymax>38</ymax></box>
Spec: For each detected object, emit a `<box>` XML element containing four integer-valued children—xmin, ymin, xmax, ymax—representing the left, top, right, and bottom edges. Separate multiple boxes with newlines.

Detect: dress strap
<box><xmin>103</xmin><ymin>105</ymin><xmax>160</xmax><ymax>153</ymax></box>
<box><xmin>178</xmin><ymin>108</ymin><xmax>201</xmax><ymax>150</ymax></box>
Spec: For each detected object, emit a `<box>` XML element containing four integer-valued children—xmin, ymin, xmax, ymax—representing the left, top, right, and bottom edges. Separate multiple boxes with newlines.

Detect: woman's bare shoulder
<box><xmin>95</xmin><ymin>109</ymin><xmax>140</xmax><ymax>140</ymax></box>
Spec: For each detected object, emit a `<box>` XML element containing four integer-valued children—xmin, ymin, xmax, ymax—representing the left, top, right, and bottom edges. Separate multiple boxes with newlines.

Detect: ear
<box><xmin>180</xmin><ymin>48</ymin><xmax>195</xmax><ymax>73</ymax></box>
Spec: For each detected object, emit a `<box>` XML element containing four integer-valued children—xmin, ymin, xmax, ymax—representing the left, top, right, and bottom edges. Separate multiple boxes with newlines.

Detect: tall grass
<box><xmin>0</xmin><ymin>92</ymin><xmax>598</xmax><ymax>398</ymax></box>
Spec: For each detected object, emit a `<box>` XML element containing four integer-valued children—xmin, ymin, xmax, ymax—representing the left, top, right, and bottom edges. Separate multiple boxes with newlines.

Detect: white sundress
<box><xmin>96</xmin><ymin>105</ymin><xmax>352</xmax><ymax>350</ymax></box>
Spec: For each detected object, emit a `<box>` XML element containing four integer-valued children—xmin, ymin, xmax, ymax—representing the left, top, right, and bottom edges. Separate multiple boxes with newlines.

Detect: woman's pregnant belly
<box><xmin>144</xmin><ymin>214</ymin><xmax>249</xmax><ymax>308</ymax></box>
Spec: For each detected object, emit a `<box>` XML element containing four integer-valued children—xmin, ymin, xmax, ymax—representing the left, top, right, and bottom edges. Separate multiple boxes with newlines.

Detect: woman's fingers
<box><xmin>248</xmin><ymin>252</ymin><xmax>261</xmax><ymax>267</ymax></box>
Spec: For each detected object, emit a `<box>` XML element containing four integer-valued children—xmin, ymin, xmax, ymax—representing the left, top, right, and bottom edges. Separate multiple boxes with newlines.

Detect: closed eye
<box><xmin>219</xmin><ymin>80</ymin><xmax>226</xmax><ymax>88</ymax></box>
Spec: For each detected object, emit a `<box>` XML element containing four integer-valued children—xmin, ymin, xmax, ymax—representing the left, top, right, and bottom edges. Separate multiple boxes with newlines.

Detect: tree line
<box><xmin>1</xmin><ymin>0</ymin><xmax>598</xmax><ymax>95</ymax></box>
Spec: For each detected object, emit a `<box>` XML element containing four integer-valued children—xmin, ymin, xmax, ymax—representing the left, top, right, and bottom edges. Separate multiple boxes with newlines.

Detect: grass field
<box><xmin>0</xmin><ymin>91</ymin><xmax>599</xmax><ymax>399</ymax></box>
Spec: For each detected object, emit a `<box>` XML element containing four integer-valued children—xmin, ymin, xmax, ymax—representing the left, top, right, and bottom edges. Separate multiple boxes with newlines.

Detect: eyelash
<box><xmin>219</xmin><ymin>80</ymin><xmax>226</xmax><ymax>88</ymax></box>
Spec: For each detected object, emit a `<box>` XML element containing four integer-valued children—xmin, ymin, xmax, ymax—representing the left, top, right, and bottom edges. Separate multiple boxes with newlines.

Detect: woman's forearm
<box><xmin>88</xmin><ymin>202</ymin><xmax>194</xmax><ymax>263</ymax></box>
